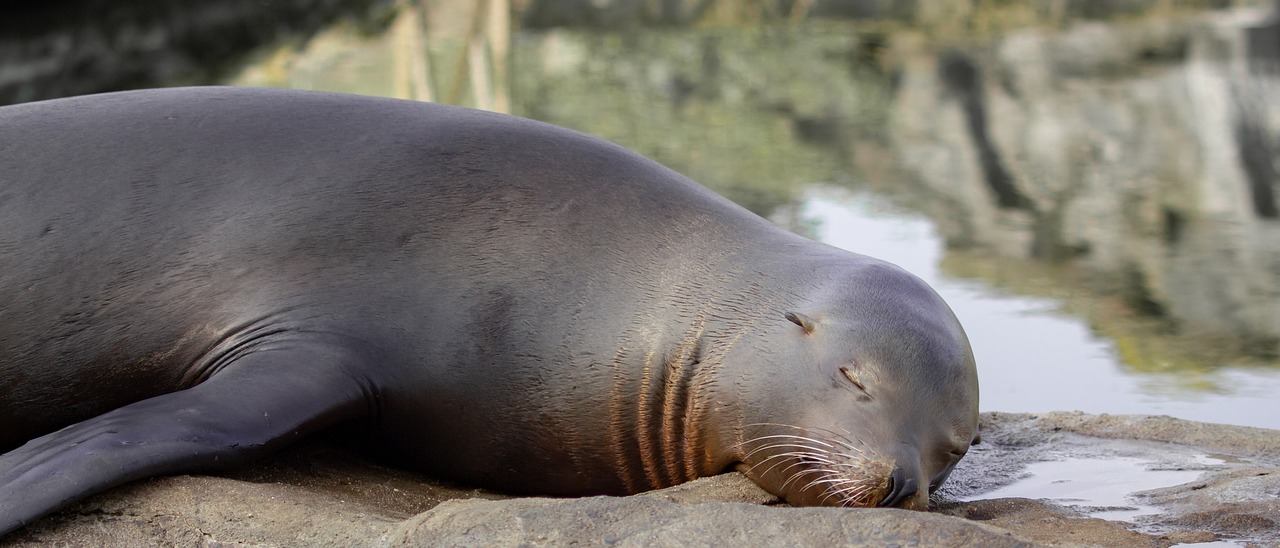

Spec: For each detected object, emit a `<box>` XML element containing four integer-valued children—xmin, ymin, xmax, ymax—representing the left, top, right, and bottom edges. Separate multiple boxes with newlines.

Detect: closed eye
<box><xmin>840</xmin><ymin>366</ymin><xmax>868</xmax><ymax>393</ymax></box>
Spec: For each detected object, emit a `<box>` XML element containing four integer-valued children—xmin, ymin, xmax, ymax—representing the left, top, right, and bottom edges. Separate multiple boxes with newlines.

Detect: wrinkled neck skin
<box><xmin>587</xmin><ymin>236</ymin><xmax>805</xmax><ymax>494</ymax></box>
<box><xmin>685</xmin><ymin>244</ymin><xmax>980</xmax><ymax>510</ymax></box>
<box><xmin>574</xmin><ymin>228</ymin><xmax>818</xmax><ymax>493</ymax></box>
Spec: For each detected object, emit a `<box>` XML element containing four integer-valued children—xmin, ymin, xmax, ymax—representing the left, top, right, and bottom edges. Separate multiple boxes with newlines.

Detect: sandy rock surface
<box><xmin>3</xmin><ymin>412</ymin><xmax>1277</xmax><ymax>547</ymax></box>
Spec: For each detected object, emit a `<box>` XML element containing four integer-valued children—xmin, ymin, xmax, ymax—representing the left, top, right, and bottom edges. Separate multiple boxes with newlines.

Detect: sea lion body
<box><xmin>0</xmin><ymin>88</ymin><xmax>978</xmax><ymax>535</ymax></box>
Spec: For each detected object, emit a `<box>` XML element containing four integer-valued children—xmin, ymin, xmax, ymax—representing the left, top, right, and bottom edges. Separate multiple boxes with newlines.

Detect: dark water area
<box><xmin>0</xmin><ymin>0</ymin><xmax>393</xmax><ymax>105</ymax></box>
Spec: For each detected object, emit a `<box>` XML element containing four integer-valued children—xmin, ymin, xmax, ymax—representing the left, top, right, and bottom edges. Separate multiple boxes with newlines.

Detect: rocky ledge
<box><xmin>3</xmin><ymin>412</ymin><xmax>1277</xmax><ymax>547</ymax></box>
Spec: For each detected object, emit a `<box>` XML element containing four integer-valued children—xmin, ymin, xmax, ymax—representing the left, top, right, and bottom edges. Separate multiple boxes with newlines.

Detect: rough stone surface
<box><xmin>936</xmin><ymin>498</ymin><xmax>1167</xmax><ymax>547</ymax></box>
<box><xmin>1141</xmin><ymin>467</ymin><xmax>1280</xmax><ymax>542</ymax></box>
<box><xmin>4</xmin><ymin>412</ymin><xmax>1279</xmax><ymax>547</ymax></box>
<box><xmin>1031</xmin><ymin>411</ymin><xmax>1280</xmax><ymax>460</ymax></box>
<box><xmin>388</xmin><ymin>497</ymin><xmax>1032</xmax><ymax>546</ymax></box>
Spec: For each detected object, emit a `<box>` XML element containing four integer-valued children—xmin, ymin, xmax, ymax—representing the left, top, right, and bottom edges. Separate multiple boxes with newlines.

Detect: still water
<box><xmin>965</xmin><ymin>455</ymin><xmax>1211</xmax><ymax>521</ymax></box>
<box><xmin>229</xmin><ymin>11</ymin><xmax>1280</xmax><ymax>429</ymax></box>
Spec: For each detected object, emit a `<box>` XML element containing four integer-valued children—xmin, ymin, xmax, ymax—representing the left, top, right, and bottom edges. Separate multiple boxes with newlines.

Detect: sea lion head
<box><xmin>733</xmin><ymin>260</ymin><xmax>979</xmax><ymax>510</ymax></box>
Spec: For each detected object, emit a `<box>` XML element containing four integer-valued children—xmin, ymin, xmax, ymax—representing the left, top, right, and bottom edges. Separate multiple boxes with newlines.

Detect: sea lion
<box><xmin>0</xmin><ymin>87</ymin><xmax>979</xmax><ymax>536</ymax></box>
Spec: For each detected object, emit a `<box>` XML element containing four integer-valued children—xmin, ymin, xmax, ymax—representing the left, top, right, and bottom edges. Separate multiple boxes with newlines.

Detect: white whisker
<box><xmin>737</xmin><ymin>422</ymin><xmax>894</xmax><ymax>508</ymax></box>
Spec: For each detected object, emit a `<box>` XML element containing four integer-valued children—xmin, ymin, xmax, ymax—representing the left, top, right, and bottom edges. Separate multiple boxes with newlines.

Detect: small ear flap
<box><xmin>784</xmin><ymin>312</ymin><xmax>816</xmax><ymax>335</ymax></box>
<box><xmin>971</xmin><ymin>431</ymin><xmax>982</xmax><ymax>446</ymax></box>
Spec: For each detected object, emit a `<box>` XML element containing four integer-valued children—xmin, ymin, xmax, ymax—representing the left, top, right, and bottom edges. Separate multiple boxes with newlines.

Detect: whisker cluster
<box><xmin>738</xmin><ymin>423</ymin><xmax>892</xmax><ymax>507</ymax></box>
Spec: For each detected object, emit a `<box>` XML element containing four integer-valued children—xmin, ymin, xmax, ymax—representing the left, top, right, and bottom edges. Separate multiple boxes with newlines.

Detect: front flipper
<box><xmin>0</xmin><ymin>343</ymin><xmax>379</xmax><ymax>536</ymax></box>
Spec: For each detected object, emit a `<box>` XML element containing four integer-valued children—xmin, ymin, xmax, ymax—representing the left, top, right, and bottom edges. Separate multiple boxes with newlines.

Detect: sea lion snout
<box><xmin>736</xmin><ymin>424</ymin><xmax>939</xmax><ymax>510</ymax></box>
<box><xmin>878</xmin><ymin>465</ymin><xmax>919</xmax><ymax>508</ymax></box>
<box><xmin>737</xmin><ymin>424</ymin><xmax>894</xmax><ymax>507</ymax></box>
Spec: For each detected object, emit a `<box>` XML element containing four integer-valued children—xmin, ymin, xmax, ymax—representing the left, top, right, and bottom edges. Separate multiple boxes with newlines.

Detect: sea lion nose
<box><xmin>877</xmin><ymin>466</ymin><xmax>919</xmax><ymax>508</ymax></box>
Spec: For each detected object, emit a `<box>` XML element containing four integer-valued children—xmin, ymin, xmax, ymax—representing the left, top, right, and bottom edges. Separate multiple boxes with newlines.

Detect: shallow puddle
<box><xmin>964</xmin><ymin>456</ymin><xmax>1216</xmax><ymax>522</ymax></box>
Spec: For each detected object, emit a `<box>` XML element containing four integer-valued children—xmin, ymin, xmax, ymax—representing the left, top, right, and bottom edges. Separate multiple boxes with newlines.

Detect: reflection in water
<box><xmin>802</xmin><ymin>188</ymin><xmax>1280</xmax><ymax>429</ymax></box>
<box><xmin>888</xmin><ymin>11</ymin><xmax>1280</xmax><ymax>361</ymax></box>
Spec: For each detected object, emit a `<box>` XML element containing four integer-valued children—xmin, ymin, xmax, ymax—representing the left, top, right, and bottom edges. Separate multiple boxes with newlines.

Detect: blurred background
<box><xmin>4</xmin><ymin>0</ymin><xmax>1278</xmax><ymax>428</ymax></box>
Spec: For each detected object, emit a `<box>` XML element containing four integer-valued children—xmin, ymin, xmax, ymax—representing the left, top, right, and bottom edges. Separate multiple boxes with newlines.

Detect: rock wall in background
<box><xmin>886</xmin><ymin>7</ymin><xmax>1280</xmax><ymax>357</ymax></box>
<box><xmin>517</xmin><ymin>0</ymin><xmax>1262</xmax><ymax>30</ymax></box>
<box><xmin>5</xmin><ymin>0</ymin><xmax>1266</xmax><ymax>105</ymax></box>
